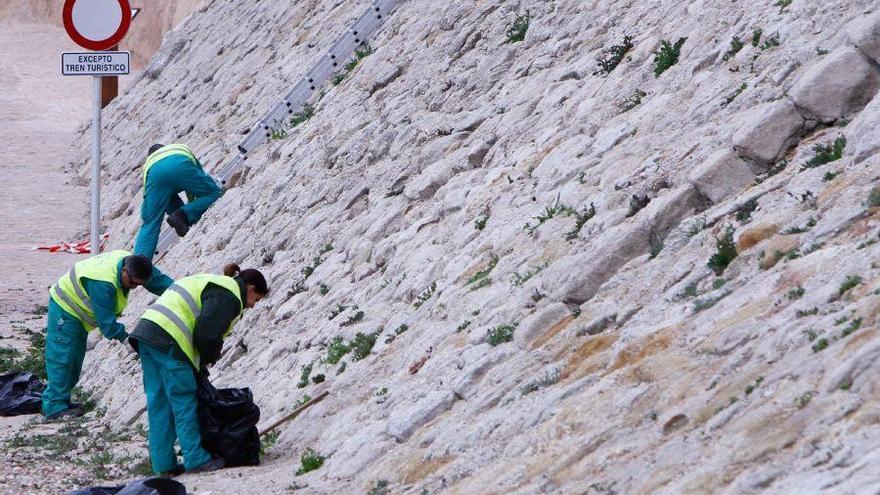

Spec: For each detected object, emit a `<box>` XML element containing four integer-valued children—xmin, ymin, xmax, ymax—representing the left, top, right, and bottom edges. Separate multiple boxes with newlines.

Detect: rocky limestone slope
<box><xmin>66</xmin><ymin>0</ymin><xmax>880</xmax><ymax>493</ymax></box>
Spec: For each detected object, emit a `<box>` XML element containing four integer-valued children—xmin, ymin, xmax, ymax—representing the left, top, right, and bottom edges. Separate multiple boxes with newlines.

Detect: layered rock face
<box><xmin>74</xmin><ymin>0</ymin><xmax>880</xmax><ymax>492</ymax></box>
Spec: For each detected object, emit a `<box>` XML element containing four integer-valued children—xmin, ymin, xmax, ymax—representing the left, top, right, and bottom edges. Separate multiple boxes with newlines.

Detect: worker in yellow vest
<box><xmin>44</xmin><ymin>250</ymin><xmax>173</xmax><ymax>419</ymax></box>
<box><xmin>130</xmin><ymin>263</ymin><xmax>270</xmax><ymax>475</ymax></box>
<box><xmin>133</xmin><ymin>144</ymin><xmax>222</xmax><ymax>260</ymax></box>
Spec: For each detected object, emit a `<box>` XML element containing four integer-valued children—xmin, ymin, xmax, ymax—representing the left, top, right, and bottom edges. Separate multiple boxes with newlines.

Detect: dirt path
<box><xmin>0</xmin><ymin>22</ymin><xmax>145</xmax><ymax>495</ymax></box>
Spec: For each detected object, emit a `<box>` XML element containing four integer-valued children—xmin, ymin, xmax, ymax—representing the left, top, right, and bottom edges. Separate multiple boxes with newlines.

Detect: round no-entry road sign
<box><xmin>63</xmin><ymin>0</ymin><xmax>132</xmax><ymax>51</ymax></box>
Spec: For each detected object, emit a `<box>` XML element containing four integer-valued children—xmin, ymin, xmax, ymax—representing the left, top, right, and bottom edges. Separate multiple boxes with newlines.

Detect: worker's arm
<box><xmin>143</xmin><ymin>265</ymin><xmax>174</xmax><ymax>296</ymax></box>
<box><xmin>82</xmin><ymin>279</ymin><xmax>127</xmax><ymax>341</ymax></box>
<box><xmin>193</xmin><ymin>285</ymin><xmax>241</xmax><ymax>366</ymax></box>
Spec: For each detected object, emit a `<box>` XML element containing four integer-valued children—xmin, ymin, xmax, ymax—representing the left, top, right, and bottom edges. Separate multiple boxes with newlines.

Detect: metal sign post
<box><xmin>61</xmin><ymin>0</ymin><xmax>132</xmax><ymax>255</ymax></box>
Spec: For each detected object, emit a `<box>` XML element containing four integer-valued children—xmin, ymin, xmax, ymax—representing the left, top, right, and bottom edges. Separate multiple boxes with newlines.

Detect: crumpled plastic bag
<box><xmin>0</xmin><ymin>372</ymin><xmax>44</xmax><ymax>416</ymax></box>
<box><xmin>66</xmin><ymin>477</ymin><xmax>186</xmax><ymax>495</ymax></box>
<box><xmin>196</xmin><ymin>373</ymin><xmax>261</xmax><ymax>467</ymax></box>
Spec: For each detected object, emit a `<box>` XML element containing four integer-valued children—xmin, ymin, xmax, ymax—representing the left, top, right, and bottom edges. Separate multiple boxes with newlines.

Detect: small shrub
<box><xmin>413</xmin><ymin>281</ymin><xmax>437</xmax><ymax>308</ymax></box>
<box><xmin>565</xmin><ymin>203</ymin><xmax>596</xmax><ymax>241</ymax></box>
<box><xmin>456</xmin><ymin>320</ymin><xmax>472</xmax><ymax>332</ymax></box>
<box><xmin>803</xmin><ymin>328</ymin><xmax>818</xmax><ymax>341</ymax></box>
<box><xmin>787</xmin><ymin>287</ymin><xmax>805</xmax><ymax>300</ymax></box>
<box><xmin>694</xmin><ymin>295</ymin><xmax>723</xmax><ymax>312</ymax></box>
<box><xmin>594</xmin><ymin>35</ymin><xmax>634</xmax><ymax>75</ymax></box>
<box><xmin>296</xmin><ymin>448</ymin><xmax>325</xmax><ymax>475</ymax></box>
<box><xmin>796</xmin><ymin>307</ymin><xmax>818</xmax><ymax>318</ymax></box>
<box><xmin>775</xmin><ymin>0</ymin><xmax>793</xmax><ymax>13</ymax></box>
<box><xmin>290</xmin><ymin>104</ymin><xmax>315</xmax><ymax>128</ymax></box>
<box><xmin>707</xmin><ymin>226</ymin><xmax>737</xmax><ymax>275</ymax></box>
<box><xmin>627</xmin><ymin>194</ymin><xmax>650</xmax><ymax>217</ymax></box>
<box><xmin>474</xmin><ymin>216</ymin><xmax>488</xmax><ymax>231</ymax></box>
<box><xmin>680</xmin><ymin>283</ymin><xmax>699</xmax><ymax>299</ymax></box>
<box><xmin>520</xmin><ymin>369</ymin><xmax>561</xmax><ymax>396</ymax></box>
<box><xmin>311</xmin><ymin>373</ymin><xmax>325</xmax><ymax>384</ymax></box>
<box><xmin>269</xmin><ymin>127</ymin><xmax>288</xmax><ymax>140</ymax></box>
<box><xmin>713</xmin><ymin>278</ymin><xmax>728</xmax><ymax>290</ymax></box>
<box><xmin>505</xmin><ymin>11</ymin><xmax>530</xmax><ymax>44</ymax></box>
<box><xmin>0</xmin><ymin>347</ymin><xmax>21</xmax><ymax>374</ymax></box>
<box><xmin>324</xmin><ymin>337</ymin><xmax>350</xmax><ymax>365</ymax></box>
<box><xmin>653</xmin><ymin>37</ymin><xmax>687</xmax><ymax>77</ymax></box>
<box><xmin>721</xmin><ymin>83</ymin><xmax>747</xmax><ymax>107</ymax></box>
<box><xmin>394</xmin><ymin>324</ymin><xmax>409</xmax><ymax>335</ymax></box>
<box><xmin>487</xmin><ymin>324</ymin><xmax>516</xmax><ymax>346</ymax></box>
<box><xmin>803</xmin><ymin>136</ymin><xmax>845</xmax><ymax>169</ymax></box>
<box><xmin>368</xmin><ymin>480</ymin><xmax>390</xmax><ymax>495</ymax></box>
<box><xmin>841</xmin><ymin>318</ymin><xmax>863</xmax><ymax>338</ymax></box>
<box><xmin>301</xmin><ymin>256</ymin><xmax>323</xmax><ymax>279</ymax></box>
<box><xmin>350</xmin><ymin>332</ymin><xmax>377</xmax><ymax>361</ymax></box>
<box><xmin>735</xmin><ymin>199</ymin><xmax>758</xmax><ymax>223</ymax></box>
<box><xmin>319</xmin><ymin>284</ymin><xmax>329</xmax><ymax>296</ymax></box>
<box><xmin>868</xmin><ymin>187</ymin><xmax>880</xmax><ymax>208</ymax></box>
<box><xmin>296</xmin><ymin>363</ymin><xmax>313</xmax><ymax>389</ymax></box>
<box><xmin>811</xmin><ymin>338</ymin><xmax>829</xmax><ymax>353</ymax></box>
<box><xmin>839</xmin><ymin>275</ymin><xmax>862</xmax><ymax>297</ymax></box>
<box><xmin>759</xmin><ymin>35</ymin><xmax>780</xmax><ymax>50</ymax></box>
<box><xmin>525</xmin><ymin>201</ymin><xmax>575</xmax><ymax>235</ymax></box>
<box><xmin>260</xmin><ymin>430</ymin><xmax>280</xmax><ymax>455</ymax></box>
<box><xmin>17</xmin><ymin>333</ymin><xmax>46</xmax><ymax>379</ymax></box>
<box><xmin>510</xmin><ymin>263</ymin><xmax>548</xmax><ymax>287</ymax></box>
<box><xmin>329</xmin><ymin>304</ymin><xmax>348</xmax><ymax>320</ymax></box>
<box><xmin>751</xmin><ymin>28</ymin><xmax>763</xmax><ymax>47</ymax></box>
<box><xmin>466</xmin><ymin>255</ymin><xmax>499</xmax><ymax>288</ymax></box>
<box><xmin>795</xmin><ymin>391</ymin><xmax>813</xmax><ymax>408</ymax></box>
<box><xmin>345</xmin><ymin>45</ymin><xmax>375</xmax><ymax>72</ymax></box>
<box><xmin>340</xmin><ymin>310</ymin><xmax>365</xmax><ymax>327</ymax></box>
<box><xmin>620</xmin><ymin>89</ymin><xmax>647</xmax><ymax>112</ymax></box>
<box><xmin>822</xmin><ymin>171</ymin><xmax>839</xmax><ymax>182</ymax></box>
<box><xmin>721</xmin><ymin>36</ymin><xmax>744</xmax><ymax>61</ymax></box>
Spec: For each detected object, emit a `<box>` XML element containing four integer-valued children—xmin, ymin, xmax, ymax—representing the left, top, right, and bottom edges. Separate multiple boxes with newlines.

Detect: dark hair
<box><xmin>124</xmin><ymin>255</ymin><xmax>153</xmax><ymax>281</ymax></box>
<box><xmin>148</xmin><ymin>143</ymin><xmax>164</xmax><ymax>155</ymax></box>
<box><xmin>224</xmin><ymin>263</ymin><xmax>270</xmax><ymax>295</ymax></box>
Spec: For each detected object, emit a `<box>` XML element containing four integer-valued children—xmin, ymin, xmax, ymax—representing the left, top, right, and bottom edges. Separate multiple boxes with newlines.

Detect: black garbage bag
<box><xmin>196</xmin><ymin>373</ymin><xmax>261</xmax><ymax>467</ymax></box>
<box><xmin>66</xmin><ymin>477</ymin><xmax>186</xmax><ymax>495</ymax></box>
<box><xmin>0</xmin><ymin>372</ymin><xmax>44</xmax><ymax>416</ymax></box>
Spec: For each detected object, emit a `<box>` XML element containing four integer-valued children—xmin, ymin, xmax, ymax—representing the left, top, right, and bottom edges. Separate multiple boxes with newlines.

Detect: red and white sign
<box><xmin>62</xmin><ymin>0</ymin><xmax>132</xmax><ymax>51</ymax></box>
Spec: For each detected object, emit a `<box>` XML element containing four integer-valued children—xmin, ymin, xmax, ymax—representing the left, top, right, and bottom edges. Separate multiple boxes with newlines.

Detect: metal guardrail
<box><xmin>154</xmin><ymin>0</ymin><xmax>400</xmax><ymax>259</ymax></box>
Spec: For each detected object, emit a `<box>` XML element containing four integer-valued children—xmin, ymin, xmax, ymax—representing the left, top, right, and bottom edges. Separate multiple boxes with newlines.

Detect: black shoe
<box><xmin>188</xmin><ymin>457</ymin><xmax>225</xmax><ymax>473</ymax></box>
<box><xmin>166</xmin><ymin>209</ymin><xmax>190</xmax><ymax>237</ymax></box>
<box><xmin>46</xmin><ymin>406</ymin><xmax>84</xmax><ymax>420</ymax></box>
<box><xmin>158</xmin><ymin>464</ymin><xmax>185</xmax><ymax>477</ymax></box>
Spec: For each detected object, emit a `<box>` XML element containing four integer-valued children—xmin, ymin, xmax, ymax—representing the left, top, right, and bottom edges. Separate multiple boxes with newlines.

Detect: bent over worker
<box><xmin>44</xmin><ymin>250</ymin><xmax>173</xmax><ymax>419</ymax></box>
<box><xmin>133</xmin><ymin>144</ymin><xmax>222</xmax><ymax>260</ymax></box>
<box><xmin>130</xmin><ymin>263</ymin><xmax>270</xmax><ymax>475</ymax></box>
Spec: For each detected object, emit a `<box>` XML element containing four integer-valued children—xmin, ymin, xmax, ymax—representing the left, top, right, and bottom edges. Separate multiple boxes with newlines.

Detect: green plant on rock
<box><xmin>653</xmin><ymin>37</ymin><xmax>687</xmax><ymax>77</ymax></box>
<box><xmin>867</xmin><ymin>187</ymin><xmax>880</xmax><ymax>208</ymax></box>
<box><xmin>340</xmin><ymin>310</ymin><xmax>365</xmax><ymax>327</ymax></box>
<box><xmin>525</xmin><ymin>200</ymin><xmax>575</xmax><ymax>235</ymax></box>
<box><xmin>413</xmin><ymin>281</ymin><xmax>437</xmax><ymax>308</ymax></box>
<box><xmin>796</xmin><ymin>307</ymin><xmax>818</xmax><ymax>318</ymax></box>
<box><xmin>456</xmin><ymin>320</ymin><xmax>472</xmax><ymax>332</ymax></box>
<box><xmin>841</xmin><ymin>318</ymin><xmax>863</xmax><ymax>338</ymax></box>
<box><xmin>296</xmin><ymin>448</ymin><xmax>325</xmax><ymax>475</ymax></box>
<box><xmin>721</xmin><ymin>36</ymin><xmax>744</xmax><ymax>62</ymax></box>
<box><xmin>505</xmin><ymin>11</ymin><xmax>530</xmax><ymax>44</ymax></box>
<box><xmin>466</xmin><ymin>254</ymin><xmax>498</xmax><ymax>289</ymax></box>
<box><xmin>368</xmin><ymin>480</ymin><xmax>390</xmax><ymax>495</ymax></box>
<box><xmin>565</xmin><ymin>203</ymin><xmax>596</xmax><ymax>241</ymax></box>
<box><xmin>751</xmin><ymin>28</ymin><xmax>763</xmax><ymax>47</ymax></box>
<box><xmin>735</xmin><ymin>199</ymin><xmax>758</xmax><ymax>223</ymax></box>
<box><xmin>297</xmin><ymin>363</ymin><xmax>313</xmax><ymax>389</ymax></box>
<box><xmin>329</xmin><ymin>304</ymin><xmax>349</xmax><ymax>320</ymax></box>
<box><xmin>290</xmin><ymin>104</ymin><xmax>315</xmax><ymax>128</ymax></box>
<box><xmin>474</xmin><ymin>216</ymin><xmax>489</xmax><ymax>231</ymax></box>
<box><xmin>811</xmin><ymin>339</ymin><xmax>829</xmax><ymax>353</ymax></box>
<box><xmin>260</xmin><ymin>430</ymin><xmax>280</xmax><ymax>455</ymax></box>
<box><xmin>351</xmin><ymin>332</ymin><xmax>378</xmax><ymax>361</ymax></box>
<box><xmin>839</xmin><ymin>275</ymin><xmax>862</xmax><ymax>297</ymax></box>
<box><xmin>620</xmin><ymin>89</ymin><xmax>647</xmax><ymax>112</ymax></box>
<box><xmin>803</xmin><ymin>136</ymin><xmax>845</xmax><ymax>169</ymax></box>
<box><xmin>775</xmin><ymin>0</ymin><xmax>793</xmax><ymax>13</ymax></box>
<box><xmin>324</xmin><ymin>337</ymin><xmax>350</xmax><ymax>365</ymax></box>
<box><xmin>707</xmin><ymin>226</ymin><xmax>737</xmax><ymax>275</ymax></box>
<box><xmin>487</xmin><ymin>324</ymin><xmax>516</xmax><ymax>346</ymax></box>
<box><xmin>302</xmin><ymin>256</ymin><xmax>324</xmax><ymax>279</ymax></box>
<box><xmin>787</xmin><ymin>287</ymin><xmax>805</xmax><ymax>300</ymax></box>
<box><xmin>594</xmin><ymin>35</ymin><xmax>634</xmax><ymax>75</ymax></box>
<box><xmin>721</xmin><ymin>83</ymin><xmax>748</xmax><ymax>107</ymax></box>
<box><xmin>759</xmin><ymin>34</ymin><xmax>780</xmax><ymax>50</ymax></box>
<box><xmin>268</xmin><ymin>126</ymin><xmax>288</xmax><ymax>140</ymax></box>
<box><xmin>510</xmin><ymin>262</ymin><xmax>549</xmax><ymax>287</ymax></box>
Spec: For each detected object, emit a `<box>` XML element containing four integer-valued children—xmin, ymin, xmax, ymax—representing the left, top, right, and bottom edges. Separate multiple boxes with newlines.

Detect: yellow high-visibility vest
<box><xmin>142</xmin><ymin>144</ymin><xmax>198</xmax><ymax>186</ymax></box>
<box><xmin>141</xmin><ymin>274</ymin><xmax>242</xmax><ymax>370</ymax></box>
<box><xmin>49</xmin><ymin>250</ymin><xmax>130</xmax><ymax>331</ymax></box>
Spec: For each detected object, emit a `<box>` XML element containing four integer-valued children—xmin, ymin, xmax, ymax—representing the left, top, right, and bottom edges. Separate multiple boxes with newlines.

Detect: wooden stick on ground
<box><xmin>259</xmin><ymin>390</ymin><xmax>329</xmax><ymax>438</ymax></box>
